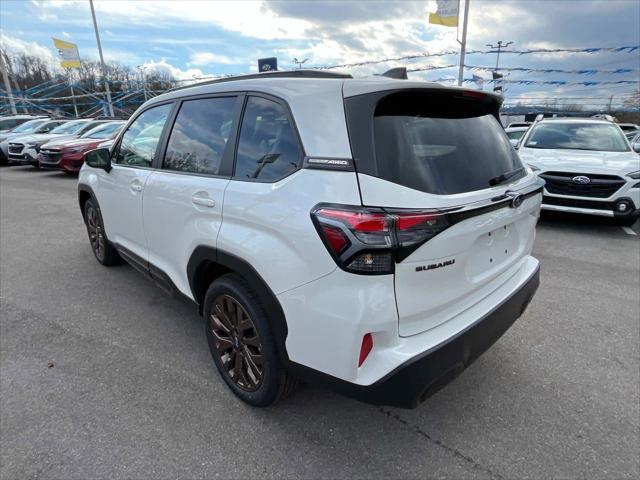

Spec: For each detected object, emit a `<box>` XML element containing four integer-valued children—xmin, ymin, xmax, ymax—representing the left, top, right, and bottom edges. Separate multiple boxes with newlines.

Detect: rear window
<box><xmin>346</xmin><ymin>90</ymin><xmax>523</xmax><ymax>195</ymax></box>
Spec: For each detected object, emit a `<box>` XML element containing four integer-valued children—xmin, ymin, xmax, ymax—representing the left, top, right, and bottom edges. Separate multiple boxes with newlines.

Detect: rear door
<box><xmin>344</xmin><ymin>88</ymin><xmax>543</xmax><ymax>337</ymax></box>
<box><xmin>142</xmin><ymin>94</ymin><xmax>243</xmax><ymax>298</ymax></box>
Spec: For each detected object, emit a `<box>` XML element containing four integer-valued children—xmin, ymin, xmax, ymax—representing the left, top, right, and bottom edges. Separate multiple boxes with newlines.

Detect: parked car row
<box><xmin>516</xmin><ymin>118</ymin><xmax>640</xmax><ymax>226</ymax></box>
<box><xmin>0</xmin><ymin>115</ymin><xmax>126</xmax><ymax>173</ymax></box>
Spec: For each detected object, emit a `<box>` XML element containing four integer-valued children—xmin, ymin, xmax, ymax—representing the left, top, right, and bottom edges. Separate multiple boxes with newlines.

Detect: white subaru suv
<box><xmin>518</xmin><ymin>118</ymin><xmax>640</xmax><ymax>226</ymax></box>
<box><xmin>78</xmin><ymin>70</ymin><xmax>543</xmax><ymax>408</ymax></box>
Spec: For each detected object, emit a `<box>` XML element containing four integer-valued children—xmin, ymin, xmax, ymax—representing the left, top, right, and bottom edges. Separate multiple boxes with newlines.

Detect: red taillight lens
<box><xmin>317</xmin><ymin>209</ymin><xmax>389</xmax><ymax>232</ymax></box>
<box><xmin>321</xmin><ymin>225</ymin><xmax>349</xmax><ymax>254</ymax></box>
<box><xmin>311</xmin><ymin>205</ymin><xmax>450</xmax><ymax>273</ymax></box>
<box><xmin>358</xmin><ymin>333</ymin><xmax>373</xmax><ymax>367</ymax></box>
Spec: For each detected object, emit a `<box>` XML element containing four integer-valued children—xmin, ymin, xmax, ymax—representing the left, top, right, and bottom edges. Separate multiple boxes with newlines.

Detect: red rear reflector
<box><xmin>396</xmin><ymin>213</ymin><xmax>439</xmax><ymax>230</ymax></box>
<box><xmin>321</xmin><ymin>225</ymin><xmax>349</xmax><ymax>253</ymax></box>
<box><xmin>358</xmin><ymin>333</ymin><xmax>373</xmax><ymax>367</ymax></box>
<box><xmin>317</xmin><ymin>209</ymin><xmax>389</xmax><ymax>232</ymax></box>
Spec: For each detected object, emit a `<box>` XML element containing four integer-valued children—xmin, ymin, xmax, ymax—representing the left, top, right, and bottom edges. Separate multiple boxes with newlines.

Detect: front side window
<box><xmin>234</xmin><ymin>96</ymin><xmax>302</xmax><ymax>181</ymax></box>
<box><xmin>525</xmin><ymin>122</ymin><xmax>630</xmax><ymax>152</ymax></box>
<box><xmin>35</xmin><ymin>121</ymin><xmax>65</xmax><ymax>133</ymax></box>
<box><xmin>115</xmin><ymin>104</ymin><xmax>171</xmax><ymax>167</ymax></box>
<box><xmin>163</xmin><ymin>97</ymin><xmax>237</xmax><ymax>175</ymax></box>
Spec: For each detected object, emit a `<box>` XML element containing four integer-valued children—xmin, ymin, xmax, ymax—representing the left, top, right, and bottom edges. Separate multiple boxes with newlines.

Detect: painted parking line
<box><xmin>621</xmin><ymin>226</ymin><xmax>637</xmax><ymax>236</ymax></box>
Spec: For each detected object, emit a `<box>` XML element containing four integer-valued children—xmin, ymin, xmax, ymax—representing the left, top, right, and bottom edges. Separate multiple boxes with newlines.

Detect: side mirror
<box><xmin>633</xmin><ymin>142</ymin><xmax>640</xmax><ymax>154</ymax></box>
<box><xmin>84</xmin><ymin>148</ymin><xmax>111</xmax><ymax>172</ymax></box>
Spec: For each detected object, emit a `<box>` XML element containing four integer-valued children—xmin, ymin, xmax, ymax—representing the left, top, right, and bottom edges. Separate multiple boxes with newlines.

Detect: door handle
<box><xmin>191</xmin><ymin>194</ymin><xmax>215</xmax><ymax>208</ymax></box>
<box><xmin>130</xmin><ymin>182</ymin><xmax>143</xmax><ymax>193</ymax></box>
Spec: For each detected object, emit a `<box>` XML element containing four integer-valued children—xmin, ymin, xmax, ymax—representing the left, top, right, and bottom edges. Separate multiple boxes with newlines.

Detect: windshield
<box><xmin>81</xmin><ymin>122</ymin><xmax>123</xmax><ymax>139</ymax></box>
<box><xmin>11</xmin><ymin>119</ymin><xmax>46</xmax><ymax>133</ymax></box>
<box><xmin>507</xmin><ymin>130</ymin><xmax>526</xmax><ymax>140</ymax></box>
<box><xmin>50</xmin><ymin>121</ymin><xmax>89</xmax><ymax>134</ymax></box>
<box><xmin>525</xmin><ymin>122</ymin><xmax>629</xmax><ymax>152</ymax></box>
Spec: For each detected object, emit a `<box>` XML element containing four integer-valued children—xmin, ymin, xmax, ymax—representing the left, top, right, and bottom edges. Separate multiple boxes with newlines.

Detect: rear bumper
<box><xmin>290</xmin><ymin>264</ymin><xmax>540</xmax><ymax>408</ymax></box>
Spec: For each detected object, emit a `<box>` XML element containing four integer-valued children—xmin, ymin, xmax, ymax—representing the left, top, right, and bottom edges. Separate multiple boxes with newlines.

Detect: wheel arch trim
<box><xmin>187</xmin><ymin>246</ymin><xmax>290</xmax><ymax>362</ymax></box>
<box><xmin>78</xmin><ymin>184</ymin><xmax>96</xmax><ymax>218</ymax></box>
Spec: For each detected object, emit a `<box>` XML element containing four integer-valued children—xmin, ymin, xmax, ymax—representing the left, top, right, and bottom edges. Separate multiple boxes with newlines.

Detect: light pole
<box><xmin>0</xmin><ymin>50</ymin><xmax>17</xmax><ymax>115</ymax></box>
<box><xmin>293</xmin><ymin>58</ymin><xmax>308</xmax><ymax>69</ymax></box>
<box><xmin>457</xmin><ymin>0</ymin><xmax>471</xmax><ymax>87</ymax></box>
<box><xmin>137</xmin><ymin>65</ymin><xmax>148</xmax><ymax>101</ymax></box>
<box><xmin>486</xmin><ymin>40</ymin><xmax>514</xmax><ymax>72</ymax></box>
<box><xmin>89</xmin><ymin>0</ymin><xmax>114</xmax><ymax>116</ymax></box>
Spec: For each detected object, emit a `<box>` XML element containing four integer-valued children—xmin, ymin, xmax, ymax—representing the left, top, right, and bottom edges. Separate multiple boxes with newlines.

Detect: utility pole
<box><xmin>607</xmin><ymin>94</ymin><xmax>614</xmax><ymax>113</ymax></box>
<box><xmin>65</xmin><ymin>68</ymin><xmax>79</xmax><ymax>117</ymax></box>
<box><xmin>486</xmin><ymin>40</ymin><xmax>514</xmax><ymax>72</ymax></box>
<box><xmin>457</xmin><ymin>0</ymin><xmax>470</xmax><ymax>86</ymax></box>
<box><xmin>137</xmin><ymin>65</ymin><xmax>148</xmax><ymax>101</ymax></box>
<box><xmin>89</xmin><ymin>0</ymin><xmax>114</xmax><ymax>117</ymax></box>
<box><xmin>0</xmin><ymin>50</ymin><xmax>17</xmax><ymax>115</ymax></box>
<box><xmin>486</xmin><ymin>40</ymin><xmax>513</xmax><ymax>94</ymax></box>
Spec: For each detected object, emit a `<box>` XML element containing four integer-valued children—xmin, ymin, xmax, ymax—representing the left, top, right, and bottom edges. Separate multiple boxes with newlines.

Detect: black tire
<box><xmin>615</xmin><ymin>217</ymin><xmax>637</xmax><ymax>227</ymax></box>
<box><xmin>204</xmin><ymin>274</ymin><xmax>296</xmax><ymax>407</ymax></box>
<box><xmin>83</xmin><ymin>197</ymin><xmax>121</xmax><ymax>266</ymax></box>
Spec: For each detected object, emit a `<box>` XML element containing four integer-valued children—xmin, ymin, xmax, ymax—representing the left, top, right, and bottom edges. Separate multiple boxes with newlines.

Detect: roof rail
<box><xmin>169</xmin><ymin>69</ymin><xmax>353</xmax><ymax>92</ymax></box>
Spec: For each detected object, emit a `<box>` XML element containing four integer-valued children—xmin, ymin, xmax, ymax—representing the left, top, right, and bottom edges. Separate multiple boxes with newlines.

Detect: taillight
<box><xmin>311</xmin><ymin>204</ymin><xmax>450</xmax><ymax>274</ymax></box>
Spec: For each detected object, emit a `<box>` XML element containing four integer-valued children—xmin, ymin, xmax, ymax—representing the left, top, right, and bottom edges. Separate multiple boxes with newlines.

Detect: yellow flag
<box><xmin>52</xmin><ymin>37</ymin><xmax>81</xmax><ymax>68</ymax></box>
<box><xmin>429</xmin><ymin>0</ymin><xmax>459</xmax><ymax>27</ymax></box>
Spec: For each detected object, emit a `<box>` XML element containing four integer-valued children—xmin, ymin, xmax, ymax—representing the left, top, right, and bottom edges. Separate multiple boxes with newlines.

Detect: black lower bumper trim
<box><xmin>289</xmin><ymin>265</ymin><xmax>540</xmax><ymax>409</ymax></box>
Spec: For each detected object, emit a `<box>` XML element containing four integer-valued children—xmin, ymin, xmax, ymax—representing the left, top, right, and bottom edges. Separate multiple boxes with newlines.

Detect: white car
<box><xmin>505</xmin><ymin>126</ymin><xmax>529</xmax><ymax>147</ymax></box>
<box><xmin>518</xmin><ymin>118</ymin><xmax>640</xmax><ymax>226</ymax></box>
<box><xmin>78</xmin><ymin>70</ymin><xmax>543</xmax><ymax>408</ymax></box>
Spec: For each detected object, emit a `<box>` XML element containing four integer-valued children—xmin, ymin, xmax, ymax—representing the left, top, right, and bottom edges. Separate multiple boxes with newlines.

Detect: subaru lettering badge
<box><xmin>572</xmin><ymin>175</ymin><xmax>591</xmax><ymax>184</ymax></box>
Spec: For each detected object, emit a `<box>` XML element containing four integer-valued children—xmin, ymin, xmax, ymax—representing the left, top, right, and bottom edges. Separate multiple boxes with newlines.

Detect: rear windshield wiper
<box><xmin>489</xmin><ymin>166</ymin><xmax>525</xmax><ymax>186</ymax></box>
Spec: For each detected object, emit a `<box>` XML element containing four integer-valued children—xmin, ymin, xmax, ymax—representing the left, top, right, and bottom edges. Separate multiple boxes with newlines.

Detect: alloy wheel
<box><xmin>86</xmin><ymin>205</ymin><xmax>105</xmax><ymax>261</ymax></box>
<box><xmin>209</xmin><ymin>294</ymin><xmax>264</xmax><ymax>391</ymax></box>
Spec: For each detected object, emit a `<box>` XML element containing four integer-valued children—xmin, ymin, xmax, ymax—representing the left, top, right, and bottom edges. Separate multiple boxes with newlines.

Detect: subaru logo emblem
<box><xmin>506</xmin><ymin>192</ymin><xmax>524</xmax><ymax>208</ymax></box>
<box><xmin>572</xmin><ymin>175</ymin><xmax>591</xmax><ymax>184</ymax></box>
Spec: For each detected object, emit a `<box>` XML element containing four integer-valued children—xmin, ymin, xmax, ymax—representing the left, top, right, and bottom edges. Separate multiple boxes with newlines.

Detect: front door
<box><xmin>99</xmin><ymin>102</ymin><xmax>173</xmax><ymax>259</ymax></box>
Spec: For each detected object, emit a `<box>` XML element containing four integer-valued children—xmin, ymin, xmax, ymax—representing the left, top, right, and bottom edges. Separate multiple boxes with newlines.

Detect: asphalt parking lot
<box><xmin>1</xmin><ymin>165</ymin><xmax>638</xmax><ymax>479</ymax></box>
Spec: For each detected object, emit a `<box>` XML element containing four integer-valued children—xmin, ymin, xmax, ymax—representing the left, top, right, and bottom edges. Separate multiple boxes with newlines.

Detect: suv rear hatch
<box><xmin>344</xmin><ymin>85</ymin><xmax>543</xmax><ymax>337</ymax></box>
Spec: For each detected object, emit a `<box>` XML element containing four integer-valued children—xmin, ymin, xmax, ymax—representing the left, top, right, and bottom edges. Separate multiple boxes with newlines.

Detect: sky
<box><xmin>0</xmin><ymin>0</ymin><xmax>639</xmax><ymax>109</ymax></box>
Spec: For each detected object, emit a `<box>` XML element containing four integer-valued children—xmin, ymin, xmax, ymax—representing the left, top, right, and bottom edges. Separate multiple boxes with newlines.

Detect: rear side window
<box><xmin>163</xmin><ymin>97</ymin><xmax>237</xmax><ymax>175</ymax></box>
<box><xmin>115</xmin><ymin>103</ymin><xmax>171</xmax><ymax>167</ymax></box>
<box><xmin>234</xmin><ymin>96</ymin><xmax>302</xmax><ymax>181</ymax></box>
<box><xmin>346</xmin><ymin>90</ymin><xmax>524</xmax><ymax>195</ymax></box>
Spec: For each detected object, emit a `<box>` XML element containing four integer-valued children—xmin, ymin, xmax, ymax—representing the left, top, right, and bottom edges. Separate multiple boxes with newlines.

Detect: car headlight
<box><xmin>67</xmin><ymin>146</ymin><xmax>85</xmax><ymax>153</ymax></box>
<box><xmin>627</xmin><ymin>170</ymin><xmax>640</xmax><ymax>179</ymax></box>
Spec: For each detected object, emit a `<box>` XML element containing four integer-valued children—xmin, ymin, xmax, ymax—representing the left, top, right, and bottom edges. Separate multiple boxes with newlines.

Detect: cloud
<box><xmin>0</xmin><ymin>32</ymin><xmax>57</xmax><ymax>67</ymax></box>
<box><xmin>189</xmin><ymin>52</ymin><xmax>238</xmax><ymax>66</ymax></box>
<box><xmin>140</xmin><ymin>58</ymin><xmax>205</xmax><ymax>81</ymax></box>
<box><xmin>61</xmin><ymin>31</ymin><xmax>71</xmax><ymax>38</ymax></box>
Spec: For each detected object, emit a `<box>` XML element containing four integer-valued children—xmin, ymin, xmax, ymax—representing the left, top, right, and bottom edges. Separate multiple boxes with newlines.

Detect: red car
<box><xmin>39</xmin><ymin>121</ymin><xmax>125</xmax><ymax>173</ymax></box>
